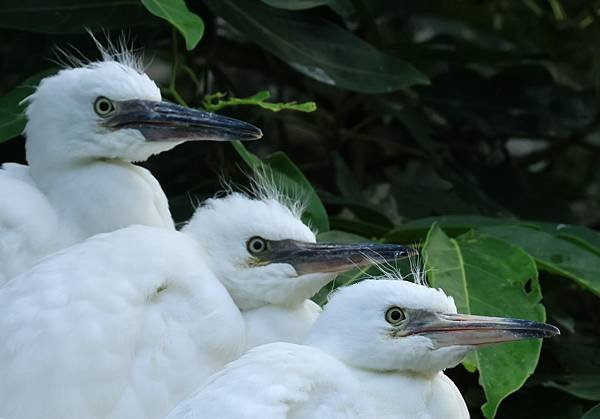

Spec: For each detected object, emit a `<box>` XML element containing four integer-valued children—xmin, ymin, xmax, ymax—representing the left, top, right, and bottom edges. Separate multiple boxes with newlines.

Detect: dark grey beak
<box><xmin>260</xmin><ymin>240</ymin><xmax>418</xmax><ymax>276</ymax></box>
<box><xmin>105</xmin><ymin>99</ymin><xmax>262</xmax><ymax>142</ymax></box>
<box><xmin>402</xmin><ymin>310</ymin><xmax>560</xmax><ymax>348</ymax></box>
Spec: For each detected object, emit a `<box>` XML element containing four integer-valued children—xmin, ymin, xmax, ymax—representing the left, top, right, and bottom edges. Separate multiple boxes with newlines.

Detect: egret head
<box><xmin>306</xmin><ymin>279</ymin><xmax>559</xmax><ymax>375</ymax></box>
<box><xmin>184</xmin><ymin>193</ymin><xmax>415</xmax><ymax>310</ymax></box>
<box><xmin>24</xmin><ymin>50</ymin><xmax>261</xmax><ymax>174</ymax></box>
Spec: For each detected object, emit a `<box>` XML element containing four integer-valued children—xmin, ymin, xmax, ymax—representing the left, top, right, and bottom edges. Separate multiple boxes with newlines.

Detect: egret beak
<box><xmin>105</xmin><ymin>100</ymin><xmax>262</xmax><ymax>142</ymax></box>
<box><xmin>259</xmin><ymin>240</ymin><xmax>418</xmax><ymax>276</ymax></box>
<box><xmin>402</xmin><ymin>310</ymin><xmax>560</xmax><ymax>348</ymax></box>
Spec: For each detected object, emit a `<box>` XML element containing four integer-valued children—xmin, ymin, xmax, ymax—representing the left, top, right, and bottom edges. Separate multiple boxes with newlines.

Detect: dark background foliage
<box><xmin>1</xmin><ymin>1</ymin><xmax>600</xmax><ymax>418</ymax></box>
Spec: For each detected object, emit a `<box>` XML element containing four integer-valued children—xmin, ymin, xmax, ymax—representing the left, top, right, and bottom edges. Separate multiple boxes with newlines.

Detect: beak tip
<box><xmin>547</xmin><ymin>324</ymin><xmax>561</xmax><ymax>337</ymax></box>
<box><xmin>237</xmin><ymin>126</ymin><xmax>263</xmax><ymax>141</ymax></box>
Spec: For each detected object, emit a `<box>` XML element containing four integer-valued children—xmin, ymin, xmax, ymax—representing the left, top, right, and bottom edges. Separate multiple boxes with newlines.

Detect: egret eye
<box><xmin>247</xmin><ymin>237</ymin><xmax>267</xmax><ymax>254</ymax></box>
<box><xmin>94</xmin><ymin>97</ymin><xmax>115</xmax><ymax>117</ymax></box>
<box><xmin>385</xmin><ymin>306</ymin><xmax>405</xmax><ymax>324</ymax></box>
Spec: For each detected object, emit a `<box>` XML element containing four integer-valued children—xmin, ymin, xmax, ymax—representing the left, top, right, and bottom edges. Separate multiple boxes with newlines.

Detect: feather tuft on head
<box><xmin>324</xmin><ymin>245</ymin><xmax>430</xmax><ymax>304</ymax></box>
<box><xmin>216</xmin><ymin>165</ymin><xmax>308</xmax><ymax>223</ymax></box>
<box><xmin>52</xmin><ymin>30</ymin><xmax>145</xmax><ymax>73</ymax></box>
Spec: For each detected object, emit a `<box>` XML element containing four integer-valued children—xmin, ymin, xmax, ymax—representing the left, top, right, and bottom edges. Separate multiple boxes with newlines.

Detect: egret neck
<box><xmin>29</xmin><ymin>158</ymin><xmax>174</xmax><ymax>242</ymax></box>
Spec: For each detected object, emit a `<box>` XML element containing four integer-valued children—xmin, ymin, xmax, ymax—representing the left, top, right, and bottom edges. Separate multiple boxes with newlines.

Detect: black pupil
<box><xmin>99</xmin><ymin>101</ymin><xmax>110</xmax><ymax>112</ymax></box>
<box><xmin>391</xmin><ymin>310</ymin><xmax>401</xmax><ymax>320</ymax></box>
<box><xmin>252</xmin><ymin>240</ymin><xmax>263</xmax><ymax>251</ymax></box>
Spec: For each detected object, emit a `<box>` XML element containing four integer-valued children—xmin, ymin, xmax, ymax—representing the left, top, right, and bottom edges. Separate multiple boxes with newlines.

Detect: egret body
<box><xmin>0</xmin><ymin>50</ymin><xmax>261</xmax><ymax>284</ymax></box>
<box><xmin>0</xmin><ymin>191</ymin><xmax>408</xmax><ymax>419</ymax></box>
<box><xmin>166</xmin><ymin>343</ymin><xmax>374</xmax><ymax>419</ymax></box>
<box><xmin>0</xmin><ymin>225</ymin><xmax>245</xmax><ymax>419</ymax></box>
<box><xmin>169</xmin><ymin>279</ymin><xmax>559</xmax><ymax>419</ymax></box>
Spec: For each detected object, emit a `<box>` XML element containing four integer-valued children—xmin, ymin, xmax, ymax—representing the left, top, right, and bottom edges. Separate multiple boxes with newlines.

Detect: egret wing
<box><xmin>166</xmin><ymin>342</ymin><xmax>373</xmax><ymax>419</ymax></box>
<box><xmin>0</xmin><ymin>226</ymin><xmax>245</xmax><ymax>419</ymax></box>
<box><xmin>0</xmin><ymin>163</ymin><xmax>61</xmax><ymax>285</ymax></box>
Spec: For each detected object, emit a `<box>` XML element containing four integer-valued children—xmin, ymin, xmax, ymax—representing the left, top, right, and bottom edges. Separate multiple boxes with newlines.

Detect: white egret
<box><xmin>183</xmin><ymin>185</ymin><xmax>415</xmax><ymax>349</ymax></box>
<box><xmin>0</xmin><ymin>44</ymin><xmax>261</xmax><ymax>285</ymax></box>
<box><xmin>168</xmin><ymin>278</ymin><xmax>559</xmax><ymax>419</ymax></box>
<box><xmin>0</xmin><ymin>190</ymin><xmax>410</xmax><ymax>419</ymax></box>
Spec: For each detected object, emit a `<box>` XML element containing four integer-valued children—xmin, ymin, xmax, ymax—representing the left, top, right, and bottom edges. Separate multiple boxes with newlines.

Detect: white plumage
<box><xmin>0</xmin><ymin>189</ymin><xmax>408</xmax><ymax>419</ymax></box>
<box><xmin>183</xmin><ymin>191</ymin><xmax>412</xmax><ymax>349</ymax></box>
<box><xmin>166</xmin><ymin>343</ymin><xmax>373</xmax><ymax>419</ymax></box>
<box><xmin>0</xmin><ymin>49</ymin><xmax>261</xmax><ymax>285</ymax></box>
<box><xmin>0</xmin><ymin>225</ymin><xmax>245</xmax><ymax>419</ymax></box>
<box><xmin>307</xmin><ymin>280</ymin><xmax>469</xmax><ymax>419</ymax></box>
<box><xmin>169</xmin><ymin>279</ymin><xmax>558</xmax><ymax>419</ymax></box>
<box><xmin>0</xmin><ymin>60</ymin><xmax>171</xmax><ymax>284</ymax></box>
<box><xmin>183</xmin><ymin>193</ymin><xmax>325</xmax><ymax>349</ymax></box>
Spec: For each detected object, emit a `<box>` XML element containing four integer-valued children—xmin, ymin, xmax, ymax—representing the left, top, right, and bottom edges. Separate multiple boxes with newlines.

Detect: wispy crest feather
<box><xmin>352</xmin><ymin>245</ymin><xmax>429</xmax><ymax>285</ymax></box>
<box><xmin>322</xmin><ymin>244</ymin><xmax>429</xmax><ymax>304</ymax></box>
<box><xmin>52</xmin><ymin>30</ymin><xmax>145</xmax><ymax>73</ymax></box>
<box><xmin>217</xmin><ymin>165</ymin><xmax>307</xmax><ymax>222</ymax></box>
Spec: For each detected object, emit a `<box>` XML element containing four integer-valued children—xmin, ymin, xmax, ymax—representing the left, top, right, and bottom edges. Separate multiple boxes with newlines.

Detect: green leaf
<box><xmin>204</xmin><ymin>0</ymin><xmax>428</xmax><ymax>93</ymax></box>
<box><xmin>329</xmin><ymin>216</ymin><xmax>389</xmax><ymax>238</ymax></box>
<box><xmin>333</xmin><ymin>153</ymin><xmax>362</xmax><ymax>201</ymax></box>
<box><xmin>141</xmin><ymin>0</ymin><xmax>204</xmax><ymax>50</ymax></box>
<box><xmin>422</xmin><ymin>225</ymin><xmax>545</xmax><ymax>418</ymax></box>
<box><xmin>535</xmin><ymin>223</ymin><xmax>600</xmax><ymax>256</ymax></box>
<box><xmin>481</xmin><ymin>225</ymin><xmax>600</xmax><ymax>297</ymax></box>
<box><xmin>231</xmin><ymin>141</ymin><xmax>262</xmax><ymax>167</ymax></box>
<box><xmin>316</xmin><ymin>230</ymin><xmax>370</xmax><ymax>244</ymax></box>
<box><xmin>0</xmin><ymin>69</ymin><xmax>56</xmax><ymax>143</ymax></box>
<box><xmin>541</xmin><ymin>375</ymin><xmax>600</xmax><ymax>401</ymax></box>
<box><xmin>319</xmin><ymin>190</ymin><xmax>394</xmax><ymax>230</ymax></box>
<box><xmin>0</xmin><ymin>1</ymin><xmax>157</xmax><ymax>33</ymax></box>
<box><xmin>385</xmin><ymin>217</ymin><xmax>600</xmax><ymax>298</ymax></box>
<box><xmin>202</xmin><ymin>91</ymin><xmax>316</xmax><ymax>113</ymax></box>
<box><xmin>232</xmin><ymin>142</ymin><xmax>329</xmax><ymax>233</ymax></box>
<box><xmin>264</xmin><ymin>151</ymin><xmax>329</xmax><ymax>232</ymax></box>
<box><xmin>582</xmin><ymin>403</ymin><xmax>600</xmax><ymax>419</ymax></box>
<box><xmin>260</xmin><ymin>0</ymin><xmax>330</xmax><ymax>10</ymax></box>
<box><xmin>385</xmin><ymin>215</ymin><xmax>520</xmax><ymax>244</ymax></box>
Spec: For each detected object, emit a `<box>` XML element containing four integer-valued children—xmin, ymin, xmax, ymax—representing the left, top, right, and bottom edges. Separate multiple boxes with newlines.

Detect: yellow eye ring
<box><xmin>94</xmin><ymin>96</ymin><xmax>115</xmax><ymax>117</ymax></box>
<box><xmin>385</xmin><ymin>306</ymin><xmax>405</xmax><ymax>324</ymax></box>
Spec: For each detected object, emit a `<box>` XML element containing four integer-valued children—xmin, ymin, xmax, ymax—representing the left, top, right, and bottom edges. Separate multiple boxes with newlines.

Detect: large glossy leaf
<box><xmin>329</xmin><ymin>216</ymin><xmax>389</xmax><ymax>238</ymax></box>
<box><xmin>316</xmin><ymin>230</ymin><xmax>369</xmax><ymax>243</ymax></box>
<box><xmin>319</xmin><ymin>190</ymin><xmax>394</xmax><ymax>230</ymax></box>
<box><xmin>582</xmin><ymin>403</ymin><xmax>600</xmax><ymax>419</ymax></box>
<box><xmin>541</xmin><ymin>375</ymin><xmax>600</xmax><ymax>401</ymax></box>
<box><xmin>535</xmin><ymin>223</ymin><xmax>600</xmax><ymax>257</ymax></box>
<box><xmin>385</xmin><ymin>215</ymin><xmax>520</xmax><ymax>243</ymax></box>
<box><xmin>140</xmin><ymin>0</ymin><xmax>204</xmax><ymax>50</ymax></box>
<box><xmin>204</xmin><ymin>0</ymin><xmax>428</xmax><ymax>93</ymax></box>
<box><xmin>481</xmin><ymin>225</ymin><xmax>600</xmax><ymax>297</ymax></box>
<box><xmin>264</xmin><ymin>151</ymin><xmax>329</xmax><ymax>232</ymax></box>
<box><xmin>0</xmin><ymin>1</ymin><xmax>157</xmax><ymax>33</ymax></box>
<box><xmin>0</xmin><ymin>69</ymin><xmax>56</xmax><ymax>143</ymax></box>
<box><xmin>232</xmin><ymin>142</ymin><xmax>329</xmax><ymax>233</ymax></box>
<box><xmin>423</xmin><ymin>225</ymin><xmax>546</xmax><ymax>418</ymax></box>
<box><xmin>385</xmin><ymin>217</ymin><xmax>600</xmax><ymax>296</ymax></box>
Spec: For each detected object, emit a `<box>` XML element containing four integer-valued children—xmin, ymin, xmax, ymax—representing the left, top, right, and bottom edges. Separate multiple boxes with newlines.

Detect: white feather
<box><xmin>183</xmin><ymin>192</ymin><xmax>334</xmax><ymax>349</ymax></box>
<box><xmin>166</xmin><ymin>342</ymin><xmax>374</xmax><ymax>419</ymax></box>
<box><xmin>0</xmin><ymin>225</ymin><xmax>245</xmax><ymax>419</ymax></box>
<box><xmin>168</xmin><ymin>279</ymin><xmax>470</xmax><ymax>419</ymax></box>
<box><xmin>0</xmin><ymin>49</ymin><xmax>179</xmax><ymax>285</ymax></box>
